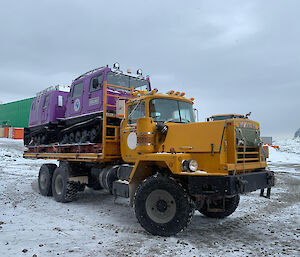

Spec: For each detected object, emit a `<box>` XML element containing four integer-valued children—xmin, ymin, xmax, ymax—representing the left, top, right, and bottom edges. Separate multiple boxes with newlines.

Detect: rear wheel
<box><xmin>38</xmin><ymin>164</ymin><xmax>57</xmax><ymax>196</ymax></box>
<box><xmin>134</xmin><ymin>175</ymin><xmax>195</xmax><ymax>236</ymax></box>
<box><xmin>198</xmin><ymin>195</ymin><xmax>240</xmax><ymax>219</ymax></box>
<box><xmin>52</xmin><ymin>166</ymin><xmax>79</xmax><ymax>203</ymax></box>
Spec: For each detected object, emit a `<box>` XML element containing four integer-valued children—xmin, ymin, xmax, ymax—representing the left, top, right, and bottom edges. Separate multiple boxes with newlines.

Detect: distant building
<box><xmin>0</xmin><ymin>98</ymin><xmax>34</xmax><ymax>128</ymax></box>
<box><xmin>261</xmin><ymin>137</ymin><xmax>272</xmax><ymax>145</ymax></box>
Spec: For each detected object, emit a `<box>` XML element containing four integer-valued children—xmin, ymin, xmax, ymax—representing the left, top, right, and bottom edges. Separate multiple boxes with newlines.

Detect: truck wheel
<box><xmin>52</xmin><ymin>167</ymin><xmax>79</xmax><ymax>203</ymax></box>
<box><xmin>38</xmin><ymin>164</ymin><xmax>57</xmax><ymax>196</ymax></box>
<box><xmin>134</xmin><ymin>175</ymin><xmax>195</xmax><ymax>236</ymax></box>
<box><xmin>198</xmin><ymin>195</ymin><xmax>240</xmax><ymax>219</ymax></box>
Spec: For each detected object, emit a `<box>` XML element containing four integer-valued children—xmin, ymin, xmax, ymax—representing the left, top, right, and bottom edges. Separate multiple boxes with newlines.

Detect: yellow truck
<box><xmin>24</xmin><ymin>83</ymin><xmax>274</xmax><ymax>236</ymax></box>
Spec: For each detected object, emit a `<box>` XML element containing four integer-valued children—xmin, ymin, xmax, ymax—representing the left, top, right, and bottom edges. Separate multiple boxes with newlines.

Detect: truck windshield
<box><xmin>149</xmin><ymin>98</ymin><xmax>195</xmax><ymax>123</ymax></box>
<box><xmin>107</xmin><ymin>72</ymin><xmax>150</xmax><ymax>91</ymax></box>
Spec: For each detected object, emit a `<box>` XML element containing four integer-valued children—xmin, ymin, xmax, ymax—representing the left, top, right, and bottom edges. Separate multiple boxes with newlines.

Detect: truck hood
<box><xmin>160</xmin><ymin>121</ymin><xmax>226</xmax><ymax>153</ymax></box>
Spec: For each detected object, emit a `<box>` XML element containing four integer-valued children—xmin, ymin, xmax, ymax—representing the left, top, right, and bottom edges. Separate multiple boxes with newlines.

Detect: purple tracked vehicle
<box><xmin>24</xmin><ymin>64</ymin><xmax>151</xmax><ymax>146</ymax></box>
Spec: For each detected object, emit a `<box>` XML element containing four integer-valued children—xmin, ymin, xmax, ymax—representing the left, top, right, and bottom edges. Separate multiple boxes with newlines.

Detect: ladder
<box><xmin>101</xmin><ymin>82</ymin><xmax>133</xmax><ymax>160</ymax></box>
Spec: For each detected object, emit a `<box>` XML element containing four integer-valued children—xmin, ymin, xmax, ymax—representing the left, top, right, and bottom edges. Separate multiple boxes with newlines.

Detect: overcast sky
<box><xmin>0</xmin><ymin>0</ymin><xmax>299</xmax><ymax>137</ymax></box>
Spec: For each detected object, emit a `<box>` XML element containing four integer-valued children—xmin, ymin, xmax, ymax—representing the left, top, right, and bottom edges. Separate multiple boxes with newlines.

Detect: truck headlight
<box><xmin>181</xmin><ymin>159</ymin><xmax>198</xmax><ymax>172</ymax></box>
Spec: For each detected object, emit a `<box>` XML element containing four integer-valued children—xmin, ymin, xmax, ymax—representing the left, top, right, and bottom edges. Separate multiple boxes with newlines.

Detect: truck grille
<box><xmin>237</xmin><ymin>146</ymin><xmax>260</xmax><ymax>163</ymax></box>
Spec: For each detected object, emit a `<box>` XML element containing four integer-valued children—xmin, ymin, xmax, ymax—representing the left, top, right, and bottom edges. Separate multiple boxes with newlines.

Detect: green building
<box><xmin>0</xmin><ymin>98</ymin><xmax>34</xmax><ymax>127</ymax></box>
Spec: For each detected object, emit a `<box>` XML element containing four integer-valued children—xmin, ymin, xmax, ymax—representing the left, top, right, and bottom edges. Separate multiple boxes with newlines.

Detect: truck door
<box><xmin>69</xmin><ymin>81</ymin><xmax>84</xmax><ymax>116</ymax></box>
<box><xmin>121</xmin><ymin>101</ymin><xmax>146</xmax><ymax>160</ymax></box>
<box><xmin>41</xmin><ymin>94</ymin><xmax>50</xmax><ymax>124</ymax></box>
<box><xmin>87</xmin><ymin>73</ymin><xmax>103</xmax><ymax>113</ymax></box>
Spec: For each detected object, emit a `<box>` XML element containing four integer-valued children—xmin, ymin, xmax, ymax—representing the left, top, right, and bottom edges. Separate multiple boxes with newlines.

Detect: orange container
<box><xmin>13</xmin><ymin>128</ymin><xmax>24</xmax><ymax>139</ymax></box>
<box><xmin>4</xmin><ymin>127</ymin><xmax>9</xmax><ymax>138</ymax></box>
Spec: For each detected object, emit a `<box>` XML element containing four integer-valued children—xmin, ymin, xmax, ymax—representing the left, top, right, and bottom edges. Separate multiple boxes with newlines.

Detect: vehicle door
<box><xmin>87</xmin><ymin>72</ymin><xmax>103</xmax><ymax>113</ymax></box>
<box><xmin>41</xmin><ymin>94</ymin><xmax>50</xmax><ymax>124</ymax></box>
<box><xmin>121</xmin><ymin>101</ymin><xmax>146</xmax><ymax>160</ymax></box>
<box><xmin>68</xmin><ymin>81</ymin><xmax>84</xmax><ymax>116</ymax></box>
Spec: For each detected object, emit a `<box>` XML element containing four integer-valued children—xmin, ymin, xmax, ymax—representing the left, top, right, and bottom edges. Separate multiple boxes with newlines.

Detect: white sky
<box><xmin>0</xmin><ymin>0</ymin><xmax>299</xmax><ymax>137</ymax></box>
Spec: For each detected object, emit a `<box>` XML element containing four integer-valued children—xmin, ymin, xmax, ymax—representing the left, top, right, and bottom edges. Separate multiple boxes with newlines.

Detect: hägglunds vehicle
<box><xmin>24</xmin><ymin>63</ymin><xmax>150</xmax><ymax>145</ymax></box>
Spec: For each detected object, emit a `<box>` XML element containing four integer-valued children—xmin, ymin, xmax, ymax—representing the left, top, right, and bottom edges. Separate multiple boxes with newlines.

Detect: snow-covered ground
<box><xmin>0</xmin><ymin>138</ymin><xmax>299</xmax><ymax>257</ymax></box>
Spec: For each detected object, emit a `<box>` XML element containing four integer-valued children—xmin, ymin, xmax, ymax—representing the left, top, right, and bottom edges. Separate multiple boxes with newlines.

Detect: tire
<box><xmin>38</xmin><ymin>164</ymin><xmax>57</xmax><ymax>196</ymax></box>
<box><xmin>134</xmin><ymin>175</ymin><xmax>195</xmax><ymax>236</ymax></box>
<box><xmin>198</xmin><ymin>195</ymin><xmax>240</xmax><ymax>219</ymax></box>
<box><xmin>52</xmin><ymin>166</ymin><xmax>79</xmax><ymax>203</ymax></box>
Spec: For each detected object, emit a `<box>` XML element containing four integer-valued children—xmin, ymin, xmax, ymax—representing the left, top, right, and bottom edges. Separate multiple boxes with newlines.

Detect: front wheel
<box><xmin>198</xmin><ymin>195</ymin><xmax>240</xmax><ymax>219</ymax></box>
<box><xmin>134</xmin><ymin>175</ymin><xmax>195</xmax><ymax>236</ymax></box>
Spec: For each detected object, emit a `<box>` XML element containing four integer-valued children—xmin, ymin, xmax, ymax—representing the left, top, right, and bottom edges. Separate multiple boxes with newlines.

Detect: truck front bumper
<box><xmin>188</xmin><ymin>170</ymin><xmax>275</xmax><ymax>196</ymax></box>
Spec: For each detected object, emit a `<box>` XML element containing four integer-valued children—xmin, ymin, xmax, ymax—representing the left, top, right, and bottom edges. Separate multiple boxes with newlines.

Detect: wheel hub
<box><xmin>145</xmin><ymin>189</ymin><xmax>176</xmax><ymax>224</ymax></box>
<box><xmin>156</xmin><ymin>199</ymin><xmax>168</xmax><ymax>212</ymax></box>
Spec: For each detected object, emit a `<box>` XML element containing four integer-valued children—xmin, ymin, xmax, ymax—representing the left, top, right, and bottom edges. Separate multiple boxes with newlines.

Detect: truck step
<box><xmin>113</xmin><ymin>180</ymin><xmax>129</xmax><ymax>198</ymax></box>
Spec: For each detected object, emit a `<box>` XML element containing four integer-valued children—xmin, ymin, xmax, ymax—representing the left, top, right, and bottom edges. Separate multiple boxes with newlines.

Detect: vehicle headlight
<box><xmin>181</xmin><ymin>159</ymin><xmax>198</xmax><ymax>172</ymax></box>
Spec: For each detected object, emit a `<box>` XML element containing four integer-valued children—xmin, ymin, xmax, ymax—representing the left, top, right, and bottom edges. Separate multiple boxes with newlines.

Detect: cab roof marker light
<box><xmin>190</xmin><ymin>97</ymin><xmax>195</xmax><ymax>101</ymax></box>
<box><xmin>127</xmin><ymin>69</ymin><xmax>132</xmax><ymax>74</ymax></box>
<box><xmin>175</xmin><ymin>91</ymin><xmax>180</xmax><ymax>95</ymax></box>
<box><xmin>167</xmin><ymin>90</ymin><xmax>175</xmax><ymax>95</ymax></box>
<box><xmin>144</xmin><ymin>88</ymin><xmax>158</xmax><ymax>96</ymax></box>
<box><xmin>180</xmin><ymin>92</ymin><xmax>185</xmax><ymax>97</ymax></box>
<box><xmin>152</xmin><ymin>88</ymin><xmax>158</xmax><ymax>94</ymax></box>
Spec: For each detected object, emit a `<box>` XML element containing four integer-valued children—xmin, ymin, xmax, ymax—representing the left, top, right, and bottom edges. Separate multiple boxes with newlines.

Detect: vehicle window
<box><xmin>149</xmin><ymin>98</ymin><xmax>195</xmax><ymax>123</ymax></box>
<box><xmin>43</xmin><ymin>95</ymin><xmax>50</xmax><ymax>108</ymax></box>
<box><xmin>107</xmin><ymin>72</ymin><xmax>150</xmax><ymax>90</ymax></box>
<box><xmin>127</xmin><ymin>101</ymin><xmax>145</xmax><ymax>124</ymax></box>
<box><xmin>90</xmin><ymin>74</ymin><xmax>103</xmax><ymax>92</ymax></box>
<box><xmin>72</xmin><ymin>82</ymin><xmax>83</xmax><ymax>98</ymax></box>
<box><xmin>178</xmin><ymin>101</ymin><xmax>195</xmax><ymax>123</ymax></box>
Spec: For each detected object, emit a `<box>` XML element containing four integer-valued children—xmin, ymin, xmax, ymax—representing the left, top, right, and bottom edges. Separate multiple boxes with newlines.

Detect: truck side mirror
<box><xmin>194</xmin><ymin>108</ymin><xmax>199</xmax><ymax>122</ymax></box>
<box><xmin>116</xmin><ymin>99</ymin><xmax>126</xmax><ymax>119</ymax></box>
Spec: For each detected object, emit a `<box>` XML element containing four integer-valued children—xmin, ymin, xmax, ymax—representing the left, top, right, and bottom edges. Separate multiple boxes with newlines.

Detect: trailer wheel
<box><xmin>38</xmin><ymin>164</ymin><xmax>57</xmax><ymax>196</ymax></box>
<box><xmin>134</xmin><ymin>175</ymin><xmax>195</xmax><ymax>236</ymax></box>
<box><xmin>198</xmin><ymin>195</ymin><xmax>240</xmax><ymax>219</ymax></box>
<box><xmin>52</xmin><ymin>167</ymin><xmax>79</xmax><ymax>203</ymax></box>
